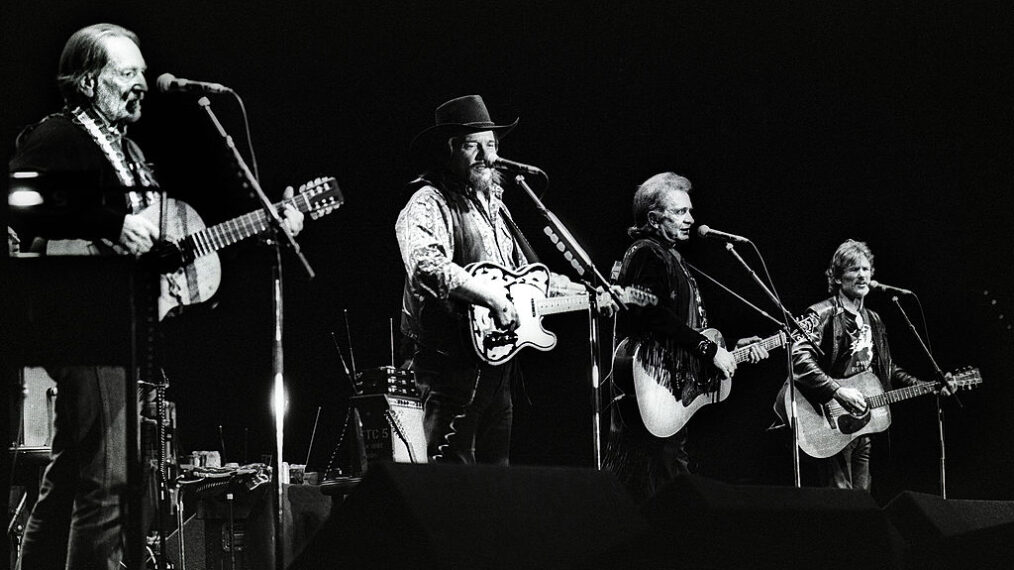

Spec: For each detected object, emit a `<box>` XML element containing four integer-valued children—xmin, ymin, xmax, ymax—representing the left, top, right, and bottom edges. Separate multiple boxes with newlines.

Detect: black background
<box><xmin>4</xmin><ymin>0</ymin><xmax>1012</xmax><ymax>504</ymax></box>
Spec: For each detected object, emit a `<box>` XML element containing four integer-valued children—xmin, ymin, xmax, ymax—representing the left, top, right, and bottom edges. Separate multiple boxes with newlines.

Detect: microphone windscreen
<box><xmin>696</xmin><ymin>225</ymin><xmax>711</xmax><ymax>237</ymax></box>
<box><xmin>155</xmin><ymin>73</ymin><xmax>176</xmax><ymax>93</ymax></box>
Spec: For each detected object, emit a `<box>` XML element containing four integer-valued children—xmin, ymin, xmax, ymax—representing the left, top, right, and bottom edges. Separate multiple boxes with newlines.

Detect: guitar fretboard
<box><xmin>535</xmin><ymin>295</ymin><xmax>590</xmax><ymax>316</ymax></box>
<box><xmin>731</xmin><ymin>332</ymin><xmax>787</xmax><ymax>364</ymax></box>
<box><xmin>180</xmin><ymin>193</ymin><xmax>316</xmax><ymax>259</ymax></box>
<box><xmin>866</xmin><ymin>374</ymin><xmax>979</xmax><ymax>409</ymax></box>
<box><xmin>533</xmin><ymin>287</ymin><xmax>657</xmax><ymax>317</ymax></box>
<box><xmin>867</xmin><ymin>383</ymin><xmax>937</xmax><ymax>408</ymax></box>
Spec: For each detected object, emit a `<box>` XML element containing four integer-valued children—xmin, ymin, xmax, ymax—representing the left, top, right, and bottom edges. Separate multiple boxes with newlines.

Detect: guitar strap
<box><xmin>500</xmin><ymin>209</ymin><xmax>540</xmax><ymax>265</ymax></box>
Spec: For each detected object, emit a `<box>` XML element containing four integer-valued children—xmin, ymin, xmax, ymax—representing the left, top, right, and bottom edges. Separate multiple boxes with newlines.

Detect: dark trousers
<box><xmin>603</xmin><ymin>394</ymin><xmax>690</xmax><ymax>504</ymax></box>
<box><xmin>411</xmin><ymin>348</ymin><xmax>514</xmax><ymax>465</ymax></box>
<box><xmin>820</xmin><ymin>435</ymin><xmax>872</xmax><ymax>490</ymax></box>
<box><xmin>18</xmin><ymin>366</ymin><xmax>127</xmax><ymax>570</ymax></box>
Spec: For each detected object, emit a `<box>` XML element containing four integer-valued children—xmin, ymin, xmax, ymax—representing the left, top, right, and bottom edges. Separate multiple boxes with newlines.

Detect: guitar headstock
<box><xmin>619</xmin><ymin>284</ymin><xmax>658</xmax><ymax>307</ymax></box>
<box><xmin>948</xmin><ymin>366</ymin><xmax>983</xmax><ymax>389</ymax></box>
<box><xmin>294</xmin><ymin>177</ymin><xmax>344</xmax><ymax>220</ymax></box>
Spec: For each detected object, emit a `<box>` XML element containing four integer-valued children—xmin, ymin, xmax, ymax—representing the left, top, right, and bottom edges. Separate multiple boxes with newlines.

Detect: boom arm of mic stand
<box><xmin>723</xmin><ymin>243</ymin><xmax>822</xmax><ymax>357</ymax></box>
<box><xmin>890</xmin><ymin>296</ymin><xmax>959</xmax><ymax>400</ymax></box>
<box><xmin>196</xmin><ymin>97</ymin><xmax>315</xmax><ymax>279</ymax></box>
<box><xmin>512</xmin><ymin>175</ymin><xmax>625</xmax><ymax>309</ymax></box>
<box><xmin>685</xmin><ymin>261</ymin><xmax>784</xmax><ymax>329</ymax></box>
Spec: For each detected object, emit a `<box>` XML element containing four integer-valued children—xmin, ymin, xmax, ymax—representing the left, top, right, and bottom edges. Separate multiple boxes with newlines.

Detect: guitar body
<box><xmin>790</xmin><ymin>370</ymin><xmax>891</xmax><ymax>459</ymax></box>
<box><xmin>615</xmin><ymin>328</ymin><xmax>729</xmax><ymax>438</ymax></box>
<box><xmin>47</xmin><ymin>196</ymin><xmax>222</xmax><ymax>320</ymax></box>
<box><xmin>147</xmin><ymin>198</ymin><xmax>222</xmax><ymax>320</ymax></box>
<box><xmin>467</xmin><ymin>261</ymin><xmax>556</xmax><ymax>365</ymax></box>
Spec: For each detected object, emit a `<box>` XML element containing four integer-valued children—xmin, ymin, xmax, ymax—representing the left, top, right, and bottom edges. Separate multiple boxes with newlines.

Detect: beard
<box><xmin>466</xmin><ymin>165</ymin><xmax>503</xmax><ymax>194</ymax></box>
<box><xmin>94</xmin><ymin>88</ymin><xmax>143</xmax><ymax>125</ymax></box>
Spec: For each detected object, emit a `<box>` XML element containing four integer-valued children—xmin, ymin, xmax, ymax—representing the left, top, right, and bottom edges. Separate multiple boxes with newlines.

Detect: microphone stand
<box><xmin>511</xmin><ymin>175</ymin><xmax>624</xmax><ymax>469</ymax></box>
<box><xmin>197</xmin><ymin>97</ymin><xmax>315</xmax><ymax>570</ymax></box>
<box><xmin>889</xmin><ymin>295</ymin><xmax>957</xmax><ymax>498</ymax></box>
<box><xmin>721</xmin><ymin>242</ymin><xmax>822</xmax><ymax>488</ymax></box>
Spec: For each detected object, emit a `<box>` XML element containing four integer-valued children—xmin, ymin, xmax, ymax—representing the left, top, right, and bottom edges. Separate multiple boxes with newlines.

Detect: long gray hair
<box><xmin>57</xmin><ymin>23</ymin><xmax>140</xmax><ymax>108</ymax></box>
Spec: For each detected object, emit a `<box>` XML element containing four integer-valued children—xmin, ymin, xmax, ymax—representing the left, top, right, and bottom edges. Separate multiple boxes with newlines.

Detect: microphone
<box><xmin>869</xmin><ymin>280</ymin><xmax>914</xmax><ymax>295</ymax></box>
<box><xmin>484</xmin><ymin>156</ymin><xmax>546</xmax><ymax>177</ymax></box>
<box><xmin>696</xmin><ymin>225</ymin><xmax>750</xmax><ymax>244</ymax></box>
<box><xmin>156</xmin><ymin>73</ymin><xmax>231</xmax><ymax>94</ymax></box>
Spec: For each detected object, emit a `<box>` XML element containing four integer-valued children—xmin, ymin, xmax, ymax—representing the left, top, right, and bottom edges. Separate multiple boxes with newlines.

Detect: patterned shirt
<box><xmin>842</xmin><ymin>309</ymin><xmax>874</xmax><ymax>377</ymax></box>
<box><xmin>396</xmin><ymin>183</ymin><xmax>520</xmax><ymax>301</ymax></box>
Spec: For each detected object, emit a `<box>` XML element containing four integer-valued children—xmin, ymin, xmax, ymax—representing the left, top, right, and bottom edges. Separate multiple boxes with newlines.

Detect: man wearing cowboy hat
<box><xmin>395</xmin><ymin>95</ymin><xmax>586</xmax><ymax>465</ymax></box>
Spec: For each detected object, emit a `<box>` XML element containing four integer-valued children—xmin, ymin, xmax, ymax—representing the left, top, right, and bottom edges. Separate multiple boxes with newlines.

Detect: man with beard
<box><xmin>396</xmin><ymin>95</ymin><xmax>591</xmax><ymax>465</ymax></box>
<box><xmin>9</xmin><ymin>23</ymin><xmax>302</xmax><ymax>568</ymax></box>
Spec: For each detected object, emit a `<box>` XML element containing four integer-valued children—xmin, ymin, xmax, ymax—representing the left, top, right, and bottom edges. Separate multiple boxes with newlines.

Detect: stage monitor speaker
<box><xmin>884</xmin><ymin>490</ymin><xmax>1014</xmax><ymax>568</ymax></box>
<box><xmin>291</xmin><ymin>462</ymin><xmax>646</xmax><ymax>569</ymax></box>
<box><xmin>635</xmin><ymin>474</ymin><xmax>902</xmax><ymax>568</ymax></box>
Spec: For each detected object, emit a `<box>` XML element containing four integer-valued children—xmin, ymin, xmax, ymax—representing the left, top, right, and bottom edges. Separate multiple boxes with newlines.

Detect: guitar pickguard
<box><xmin>835</xmin><ymin>411</ymin><xmax>872</xmax><ymax>435</ymax></box>
<box><xmin>467</xmin><ymin>262</ymin><xmax>555</xmax><ymax>365</ymax></box>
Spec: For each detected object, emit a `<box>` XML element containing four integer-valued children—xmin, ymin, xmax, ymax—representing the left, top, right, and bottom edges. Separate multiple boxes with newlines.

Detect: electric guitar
<box><xmin>46</xmin><ymin>177</ymin><xmax>342</xmax><ymax>320</ymax></box>
<box><xmin>612</xmin><ymin>314</ymin><xmax>820</xmax><ymax>437</ymax></box>
<box><xmin>789</xmin><ymin>367</ymin><xmax>982</xmax><ymax>458</ymax></box>
<box><xmin>466</xmin><ymin>261</ymin><xmax>658</xmax><ymax>365</ymax></box>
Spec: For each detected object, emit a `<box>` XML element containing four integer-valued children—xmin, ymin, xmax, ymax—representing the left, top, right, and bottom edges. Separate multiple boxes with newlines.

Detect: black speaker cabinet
<box><xmin>885</xmin><ymin>490</ymin><xmax>1014</xmax><ymax>568</ymax></box>
<box><xmin>292</xmin><ymin>462</ymin><xmax>646</xmax><ymax>569</ymax></box>
<box><xmin>635</xmin><ymin>474</ymin><xmax>903</xmax><ymax>569</ymax></box>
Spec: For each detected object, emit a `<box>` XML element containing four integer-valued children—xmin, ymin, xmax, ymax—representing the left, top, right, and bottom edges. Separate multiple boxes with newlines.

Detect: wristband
<box><xmin>697</xmin><ymin>339</ymin><xmax>718</xmax><ymax>359</ymax></box>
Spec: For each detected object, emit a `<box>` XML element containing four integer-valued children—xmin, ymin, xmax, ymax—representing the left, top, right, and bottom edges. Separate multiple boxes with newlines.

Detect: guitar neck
<box><xmin>180</xmin><ymin>195</ymin><xmax>307</xmax><ymax>259</ymax></box>
<box><xmin>866</xmin><ymin>382</ymin><xmax>939</xmax><ymax>409</ymax></box>
<box><xmin>535</xmin><ymin>295</ymin><xmax>590</xmax><ymax>316</ymax></box>
<box><xmin>731</xmin><ymin>332</ymin><xmax>786</xmax><ymax>364</ymax></box>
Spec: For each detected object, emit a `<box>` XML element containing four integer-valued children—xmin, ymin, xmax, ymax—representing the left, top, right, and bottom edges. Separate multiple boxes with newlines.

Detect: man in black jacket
<box><xmin>10</xmin><ymin>23</ymin><xmax>302</xmax><ymax>568</ymax></box>
<box><xmin>603</xmin><ymin>172</ymin><xmax>766</xmax><ymax>502</ymax></box>
<box><xmin>790</xmin><ymin>239</ymin><xmax>937</xmax><ymax>490</ymax></box>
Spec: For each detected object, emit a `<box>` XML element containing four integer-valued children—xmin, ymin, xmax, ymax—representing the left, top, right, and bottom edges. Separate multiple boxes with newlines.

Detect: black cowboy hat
<box><xmin>410</xmin><ymin>95</ymin><xmax>519</xmax><ymax>157</ymax></box>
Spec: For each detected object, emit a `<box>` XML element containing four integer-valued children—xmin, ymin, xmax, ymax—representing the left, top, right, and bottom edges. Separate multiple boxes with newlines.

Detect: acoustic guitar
<box><xmin>46</xmin><ymin>177</ymin><xmax>342</xmax><ymax>320</ymax></box>
<box><xmin>612</xmin><ymin>313</ymin><xmax>819</xmax><ymax>437</ymax></box>
<box><xmin>789</xmin><ymin>367</ymin><xmax>982</xmax><ymax>458</ymax></box>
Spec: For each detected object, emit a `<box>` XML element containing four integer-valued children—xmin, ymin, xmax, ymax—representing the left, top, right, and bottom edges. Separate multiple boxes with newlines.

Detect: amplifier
<box><xmin>10</xmin><ymin>367</ymin><xmax>57</xmax><ymax>451</ymax></box>
<box><xmin>355</xmin><ymin>366</ymin><xmax>419</xmax><ymax>397</ymax></box>
<box><xmin>351</xmin><ymin>394</ymin><xmax>427</xmax><ymax>465</ymax></box>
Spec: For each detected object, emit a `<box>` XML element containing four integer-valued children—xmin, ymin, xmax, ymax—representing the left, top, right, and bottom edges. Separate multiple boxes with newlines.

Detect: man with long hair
<box><xmin>9</xmin><ymin>24</ymin><xmax>303</xmax><ymax>567</ymax></box>
<box><xmin>395</xmin><ymin>95</ymin><xmax>590</xmax><ymax>465</ymax></box>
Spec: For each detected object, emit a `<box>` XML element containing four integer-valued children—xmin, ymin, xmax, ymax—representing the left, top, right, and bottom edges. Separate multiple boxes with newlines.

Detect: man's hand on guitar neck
<box><xmin>281</xmin><ymin>186</ymin><xmax>305</xmax><ymax>236</ymax></box>
<box><xmin>937</xmin><ymin>372</ymin><xmax>956</xmax><ymax>397</ymax></box>
<box><xmin>119</xmin><ymin>213</ymin><xmax>159</xmax><ymax>255</ymax></box>
<box><xmin>734</xmin><ymin>336</ymin><xmax>770</xmax><ymax>364</ymax></box>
